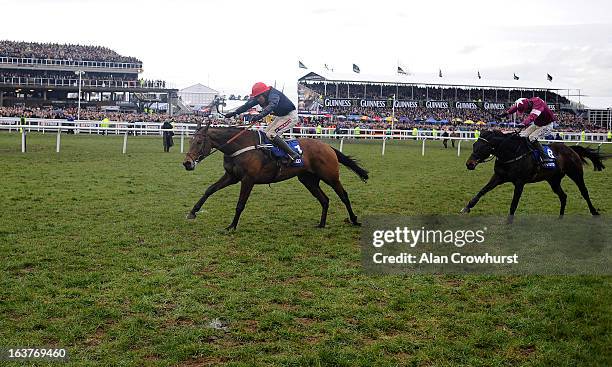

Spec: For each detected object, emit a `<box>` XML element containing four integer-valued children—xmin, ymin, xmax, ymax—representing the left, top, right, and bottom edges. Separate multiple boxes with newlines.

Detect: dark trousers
<box><xmin>163</xmin><ymin>133</ymin><xmax>174</xmax><ymax>152</ymax></box>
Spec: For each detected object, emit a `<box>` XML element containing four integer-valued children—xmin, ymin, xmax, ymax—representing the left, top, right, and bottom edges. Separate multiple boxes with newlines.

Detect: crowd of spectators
<box><xmin>0</xmin><ymin>70</ymin><xmax>166</xmax><ymax>88</ymax></box>
<box><xmin>298</xmin><ymin>82</ymin><xmax>590</xmax><ymax>130</ymax></box>
<box><xmin>0</xmin><ymin>70</ymin><xmax>137</xmax><ymax>81</ymax></box>
<box><xmin>0</xmin><ymin>41</ymin><xmax>141</xmax><ymax>64</ymax></box>
<box><xmin>296</xmin><ymin>115</ymin><xmax>605</xmax><ymax>134</ymax></box>
<box><xmin>0</xmin><ymin>106</ymin><xmax>208</xmax><ymax>124</ymax></box>
<box><xmin>315</xmin><ymin>105</ymin><xmax>588</xmax><ymax>129</ymax></box>
<box><xmin>0</xmin><ymin>41</ymin><xmax>169</xmax><ymax>88</ymax></box>
<box><xmin>306</xmin><ymin>82</ymin><xmax>571</xmax><ymax>106</ymax></box>
<box><xmin>0</xmin><ymin>106</ymin><xmax>602</xmax><ymax>133</ymax></box>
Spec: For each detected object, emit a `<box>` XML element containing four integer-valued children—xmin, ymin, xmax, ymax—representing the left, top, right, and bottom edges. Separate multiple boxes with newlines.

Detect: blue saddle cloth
<box><xmin>532</xmin><ymin>145</ymin><xmax>556</xmax><ymax>170</ymax></box>
<box><xmin>260</xmin><ymin>133</ymin><xmax>304</xmax><ymax>167</ymax></box>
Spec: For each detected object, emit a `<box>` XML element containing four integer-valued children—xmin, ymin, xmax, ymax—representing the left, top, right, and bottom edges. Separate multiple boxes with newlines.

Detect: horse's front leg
<box><xmin>187</xmin><ymin>173</ymin><xmax>238</xmax><ymax>219</ymax></box>
<box><xmin>507</xmin><ymin>182</ymin><xmax>525</xmax><ymax>223</ymax></box>
<box><xmin>225</xmin><ymin>179</ymin><xmax>255</xmax><ymax>231</ymax></box>
<box><xmin>461</xmin><ymin>174</ymin><xmax>504</xmax><ymax>213</ymax></box>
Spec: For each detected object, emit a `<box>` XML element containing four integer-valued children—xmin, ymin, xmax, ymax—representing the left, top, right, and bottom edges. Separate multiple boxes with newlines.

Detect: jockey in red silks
<box><xmin>225</xmin><ymin>82</ymin><xmax>300</xmax><ymax>162</ymax></box>
<box><xmin>499</xmin><ymin>97</ymin><xmax>556</xmax><ymax>160</ymax></box>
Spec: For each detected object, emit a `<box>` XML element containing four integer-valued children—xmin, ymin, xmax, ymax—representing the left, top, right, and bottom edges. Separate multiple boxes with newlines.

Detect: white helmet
<box><xmin>514</xmin><ymin>98</ymin><xmax>527</xmax><ymax>106</ymax></box>
<box><xmin>514</xmin><ymin>98</ymin><xmax>530</xmax><ymax>113</ymax></box>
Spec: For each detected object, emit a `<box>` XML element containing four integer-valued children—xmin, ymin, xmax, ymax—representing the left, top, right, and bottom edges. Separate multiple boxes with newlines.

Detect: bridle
<box><xmin>473</xmin><ymin>133</ymin><xmax>531</xmax><ymax>165</ymax></box>
<box><xmin>473</xmin><ymin>137</ymin><xmax>496</xmax><ymax>163</ymax></box>
<box><xmin>185</xmin><ymin>98</ymin><xmax>261</xmax><ymax>163</ymax></box>
<box><xmin>185</xmin><ymin>120</ymin><xmax>213</xmax><ymax>164</ymax></box>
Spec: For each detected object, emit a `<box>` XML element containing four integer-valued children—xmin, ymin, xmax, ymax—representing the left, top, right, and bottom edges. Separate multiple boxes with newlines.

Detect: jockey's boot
<box><xmin>530</xmin><ymin>139</ymin><xmax>547</xmax><ymax>163</ymax></box>
<box><xmin>272</xmin><ymin>135</ymin><xmax>301</xmax><ymax>161</ymax></box>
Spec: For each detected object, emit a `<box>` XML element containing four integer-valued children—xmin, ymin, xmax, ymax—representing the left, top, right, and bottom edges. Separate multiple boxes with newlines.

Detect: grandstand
<box><xmin>0</xmin><ymin>41</ymin><xmax>178</xmax><ymax>113</ymax></box>
<box><xmin>297</xmin><ymin>70</ymin><xmax>606</xmax><ymax>130</ymax></box>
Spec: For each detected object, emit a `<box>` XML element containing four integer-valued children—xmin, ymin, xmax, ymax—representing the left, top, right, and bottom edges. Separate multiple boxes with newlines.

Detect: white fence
<box><xmin>1</xmin><ymin>117</ymin><xmax>610</xmax><ymax>156</ymax></box>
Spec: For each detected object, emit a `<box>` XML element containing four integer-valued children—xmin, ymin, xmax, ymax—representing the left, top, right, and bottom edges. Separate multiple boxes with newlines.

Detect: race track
<box><xmin>1</xmin><ymin>132</ymin><xmax>611</xmax><ymax>366</ymax></box>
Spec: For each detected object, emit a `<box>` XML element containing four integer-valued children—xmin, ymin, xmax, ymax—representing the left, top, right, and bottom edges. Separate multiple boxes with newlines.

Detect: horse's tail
<box><xmin>332</xmin><ymin>148</ymin><xmax>369</xmax><ymax>182</ymax></box>
<box><xmin>569</xmin><ymin>145</ymin><xmax>609</xmax><ymax>171</ymax></box>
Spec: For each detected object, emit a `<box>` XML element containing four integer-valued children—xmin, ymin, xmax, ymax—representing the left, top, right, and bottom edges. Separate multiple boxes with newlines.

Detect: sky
<box><xmin>1</xmin><ymin>0</ymin><xmax>612</xmax><ymax>107</ymax></box>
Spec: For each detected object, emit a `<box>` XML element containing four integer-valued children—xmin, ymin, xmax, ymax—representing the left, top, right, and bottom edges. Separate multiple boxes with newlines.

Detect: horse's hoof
<box><xmin>460</xmin><ymin>207</ymin><xmax>470</xmax><ymax>214</ymax></box>
<box><xmin>345</xmin><ymin>217</ymin><xmax>361</xmax><ymax>226</ymax></box>
<box><xmin>316</xmin><ymin>224</ymin><xmax>326</xmax><ymax>228</ymax></box>
<box><xmin>592</xmin><ymin>211</ymin><xmax>601</xmax><ymax>216</ymax></box>
<box><xmin>506</xmin><ymin>216</ymin><xmax>515</xmax><ymax>224</ymax></box>
<box><xmin>225</xmin><ymin>225</ymin><xmax>236</xmax><ymax>231</ymax></box>
<box><xmin>186</xmin><ymin>213</ymin><xmax>197</xmax><ymax>220</ymax></box>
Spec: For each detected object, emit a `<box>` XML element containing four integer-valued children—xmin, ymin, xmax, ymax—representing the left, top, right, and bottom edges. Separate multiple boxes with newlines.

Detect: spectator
<box><xmin>162</xmin><ymin>121</ymin><xmax>174</xmax><ymax>152</ymax></box>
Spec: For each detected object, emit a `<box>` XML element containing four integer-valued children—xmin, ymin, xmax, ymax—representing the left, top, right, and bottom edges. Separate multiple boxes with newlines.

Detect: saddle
<box><xmin>532</xmin><ymin>144</ymin><xmax>557</xmax><ymax>170</ymax></box>
<box><xmin>500</xmin><ymin>134</ymin><xmax>556</xmax><ymax>170</ymax></box>
<box><xmin>258</xmin><ymin>132</ymin><xmax>304</xmax><ymax>167</ymax></box>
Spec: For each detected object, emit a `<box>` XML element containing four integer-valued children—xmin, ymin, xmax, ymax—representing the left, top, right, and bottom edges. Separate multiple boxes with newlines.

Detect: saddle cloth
<box><xmin>259</xmin><ymin>132</ymin><xmax>304</xmax><ymax>167</ymax></box>
<box><xmin>532</xmin><ymin>145</ymin><xmax>556</xmax><ymax>170</ymax></box>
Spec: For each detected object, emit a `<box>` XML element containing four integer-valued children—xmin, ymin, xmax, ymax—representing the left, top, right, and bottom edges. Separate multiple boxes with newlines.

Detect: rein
<box><xmin>474</xmin><ymin>137</ymin><xmax>496</xmax><ymax>163</ymax></box>
<box><xmin>498</xmin><ymin>151</ymin><xmax>531</xmax><ymax>164</ymax></box>
<box><xmin>476</xmin><ymin>135</ymin><xmax>531</xmax><ymax>165</ymax></box>
<box><xmin>192</xmin><ymin>121</ymin><xmax>261</xmax><ymax>162</ymax></box>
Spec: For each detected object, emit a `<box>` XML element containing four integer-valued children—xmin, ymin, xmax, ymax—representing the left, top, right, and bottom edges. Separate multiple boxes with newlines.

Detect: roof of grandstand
<box><xmin>579</xmin><ymin>97</ymin><xmax>612</xmax><ymax>109</ymax></box>
<box><xmin>299</xmin><ymin>70</ymin><xmax>574</xmax><ymax>91</ymax></box>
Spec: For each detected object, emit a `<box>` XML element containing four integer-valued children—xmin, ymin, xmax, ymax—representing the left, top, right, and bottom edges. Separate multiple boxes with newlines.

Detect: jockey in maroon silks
<box><xmin>499</xmin><ymin>97</ymin><xmax>556</xmax><ymax>160</ymax></box>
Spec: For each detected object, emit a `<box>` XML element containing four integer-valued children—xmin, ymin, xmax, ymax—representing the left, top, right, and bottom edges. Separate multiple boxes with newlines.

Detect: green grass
<box><xmin>1</xmin><ymin>132</ymin><xmax>611</xmax><ymax>366</ymax></box>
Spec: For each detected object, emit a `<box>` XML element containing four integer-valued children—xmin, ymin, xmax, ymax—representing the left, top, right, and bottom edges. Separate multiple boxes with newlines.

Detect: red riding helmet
<box><xmin>250</xmin><ymin>82</ymin><xmax>271</xmax><ymax>98</ymax></box>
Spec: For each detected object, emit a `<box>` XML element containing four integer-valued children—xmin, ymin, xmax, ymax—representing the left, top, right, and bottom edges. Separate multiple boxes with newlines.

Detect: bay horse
<box><xmin>462</xmin><ymin>130</ymin><xmax>608</xmax><ymax>220</ymax></box>
<box><xmin>182</xmin><ymin>121</ymin><xmax>369</xmax><ymax>230</ymax></box>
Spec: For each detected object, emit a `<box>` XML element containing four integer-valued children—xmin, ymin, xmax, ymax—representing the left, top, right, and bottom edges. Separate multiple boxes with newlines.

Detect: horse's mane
<box><xmin>482</xmin><ymin>129</ymin><xmax>521</xmax><ymax>140</ymax></box>
<box><xmin>195</xmin><ymin>125</ymin><xmax>256</xmax><ymax>136</ymax></box>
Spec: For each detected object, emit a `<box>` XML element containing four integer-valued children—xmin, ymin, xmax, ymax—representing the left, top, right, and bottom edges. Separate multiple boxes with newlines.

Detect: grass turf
<box><xmin>0</xmin><ymin>132</ymin><xmax>611</xmax><ymax>366</ymax></box>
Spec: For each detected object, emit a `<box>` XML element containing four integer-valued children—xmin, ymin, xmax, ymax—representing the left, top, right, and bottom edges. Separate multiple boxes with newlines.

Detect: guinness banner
<box><xmin>360</xmin><ymin>100</ymin><xmax>387</xmax><ymax>108</ymax></box>
<box><xmin>425</xmin><ymin>101</ymin><xmax>449</xmax><ymax>109</ymax></box>
<box><xmin>455</xmin><ymin>101</ymin><xmax>480</xmax><ymax>110</ymax></box>
<box><xmin>304</xmin><ymin>98</ymin><xmax>558</xmax><ymax>113</ymax></box>
<box><xmin>393</xmin><ymin>100</ymin><xmax>419</xmax><ymax>108</ymax></box>
<box><xmin>323</xmin><ymin>99</ymin><xmax>420</xmax><ymax>109</ymax></box>
<box><xmin>324</xmin><ymin>98</ymin><xmax>353</xmax><ymax>108</ymax></box>
<box><xmin>484</xmin><ymin>102</ymin><xmax>507</xmax><ymax>110</ymax></box>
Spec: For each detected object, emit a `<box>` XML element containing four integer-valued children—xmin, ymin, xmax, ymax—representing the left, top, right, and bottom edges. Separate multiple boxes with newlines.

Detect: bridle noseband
<box><xmin>474</xmin><ymin>133</ymin><xmax>531</xmax><ymax>165</ymax></box>
<box><xmin>473</xmin><ymin>137</ymin><xmax>496</xmax><ymax>163</ymax></box>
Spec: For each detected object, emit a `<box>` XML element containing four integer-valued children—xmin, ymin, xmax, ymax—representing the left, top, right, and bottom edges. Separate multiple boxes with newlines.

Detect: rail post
<box><xmin>180</xmin><ymin>126</ymin><xmax>185</xmax><ymax>154</ymax></box>
<box><xmin>122</xmin><ymin>130</ymin><xmax>128</xmax><ymax>154</ymax></box>
<box><xmin>382</xmin><ymin>137</ymin><xmax>386</xmax><ymax>156</ymax></box>
<box><xmin>56</xmin><ymin>128</ymin><xmax>61</xmax><ymax>153</ymax></box>
<box><xmin>21</xmin><ymin>129</ymin><xmax>26</xmax><ymax>153</ymax></box>
<box><xmin>421</xmin><ymin>138</ymin><xmax>426</xmax><ymax>156</ymax></box>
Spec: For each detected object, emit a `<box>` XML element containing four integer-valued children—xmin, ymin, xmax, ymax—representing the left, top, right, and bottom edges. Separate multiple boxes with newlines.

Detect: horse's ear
<box><xmin>203</xmin><ymin>119</ymin><xmax>212</xmax><ymax>133</ymax></box>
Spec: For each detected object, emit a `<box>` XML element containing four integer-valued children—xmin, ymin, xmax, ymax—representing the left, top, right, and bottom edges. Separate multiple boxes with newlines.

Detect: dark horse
<box><xmin>462</xmin><ymin>130</ymin><xmax>608</xmax><ymax>219</ymax></box>
<box><xmin>182</xmin><ymin>121</ymin><xmax>369</xmax><ymax>230</ymax></box>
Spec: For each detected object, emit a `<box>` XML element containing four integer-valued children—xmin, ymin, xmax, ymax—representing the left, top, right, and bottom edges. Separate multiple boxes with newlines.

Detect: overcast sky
<box><xmin>1</xmin><ymin>0</ymin><xmax>612</xmax><ymax>107</ymax></box>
